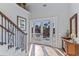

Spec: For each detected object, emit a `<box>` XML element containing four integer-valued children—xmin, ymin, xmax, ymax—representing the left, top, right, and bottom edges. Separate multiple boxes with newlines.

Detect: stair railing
<box><xmin>0</xmin><ymin>11</ymin><xmax>27</xmax><ymax>52</ymax></box>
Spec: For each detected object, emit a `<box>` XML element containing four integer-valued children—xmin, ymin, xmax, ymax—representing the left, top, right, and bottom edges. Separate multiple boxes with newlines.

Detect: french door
<box><xmin>30</xmin><ymin>17</ymin><xmax>56</xmax><ymax>46</ymax></box>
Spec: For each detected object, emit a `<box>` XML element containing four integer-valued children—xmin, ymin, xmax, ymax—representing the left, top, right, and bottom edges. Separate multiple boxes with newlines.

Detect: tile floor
<box><xmin>29</xmin><ymin>44</ymin><xmax>65</xmax><ymax>56</ymax></box>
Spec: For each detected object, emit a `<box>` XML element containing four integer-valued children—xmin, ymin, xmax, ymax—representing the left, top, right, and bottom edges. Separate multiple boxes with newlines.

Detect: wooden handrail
<box><xmin>0</xmin><ymin>11</ymin><xmax>27</xmax><ymax>50</ymax></box>
<box><xmin>0</xmin><ymin>11</ymin><xmax>27</xmax><ymax>35</ymax></box>
<box><xmin>0</xmin><ymin>25</ymin><xmax>14</xmax><ymax>35</ymax></box>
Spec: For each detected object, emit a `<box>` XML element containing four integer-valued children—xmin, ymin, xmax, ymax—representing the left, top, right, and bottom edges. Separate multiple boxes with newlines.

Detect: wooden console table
<box><xmin>62</xmin><ymin>37</ymin><xmax>71</xmax><ymax>52</ymax></box>
<box><xmin>62</xmin><ymin>37</ymin><xmax>71</xmax><ymax>40</ymax></box>
<box><xmin>62</xmin><ymin>37</ymin><xmax>79</xmax><ymax>56</ymax></box>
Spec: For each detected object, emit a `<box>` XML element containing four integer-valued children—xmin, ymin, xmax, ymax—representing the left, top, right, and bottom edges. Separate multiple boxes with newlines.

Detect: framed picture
<box><xmin>17</xmin><ymin>16</ymin><xmax>27</xmax><ymax>31</ymax></box>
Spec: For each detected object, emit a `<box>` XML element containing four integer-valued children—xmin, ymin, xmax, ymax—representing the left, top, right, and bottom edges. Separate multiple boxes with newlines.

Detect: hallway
<box><xmin>29</xmin><ymin>44</ymin><xmax>65</xmax><ymax>56</ymax></box>
<box><xmin>0</xmin><ymin>3</ymin><xmax>78</xmax><ymax>56</ymax></box>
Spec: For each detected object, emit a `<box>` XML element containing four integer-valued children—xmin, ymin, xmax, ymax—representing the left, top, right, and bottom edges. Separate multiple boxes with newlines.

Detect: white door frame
<box><xmin>30</xmin><ymin>17</ymin><xmax>57</xmax><ymax>47</ymax></box>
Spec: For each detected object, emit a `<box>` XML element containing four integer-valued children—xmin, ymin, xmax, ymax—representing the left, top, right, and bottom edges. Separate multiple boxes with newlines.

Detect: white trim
<box><xmin>30</xmin><ymin>17</ymin><xmax>57</xmax><ymax>47</ymax></box>
<box><xmin>56</xmin><ymin>49</ymin><xmax>65</xmax><ymax>56</ymax></box>
<box><xmin>28</xmin><ymin>44</ymin><xmax>33</xmax><ymax>56</ymax></box>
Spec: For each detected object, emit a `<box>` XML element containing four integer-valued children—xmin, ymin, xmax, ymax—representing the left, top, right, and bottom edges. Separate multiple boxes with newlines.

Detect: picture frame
<box><xmin>17</xmin><ymin>16</ymin><xmax>27</xmax><ymax>31</ymax></box>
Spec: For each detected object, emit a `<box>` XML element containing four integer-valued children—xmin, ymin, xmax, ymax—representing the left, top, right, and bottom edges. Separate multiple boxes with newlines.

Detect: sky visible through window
<box><xmin>33</xmin><ymin>19</ymin><xmax>50</xmax><ymax>26</ymax></box>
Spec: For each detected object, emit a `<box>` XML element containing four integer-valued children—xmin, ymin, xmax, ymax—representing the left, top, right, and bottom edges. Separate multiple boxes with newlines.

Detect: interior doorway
<box><xmin>30</xmin><ymin>17</ymin><xmax>57</xmax><ymax>47</ymax></box>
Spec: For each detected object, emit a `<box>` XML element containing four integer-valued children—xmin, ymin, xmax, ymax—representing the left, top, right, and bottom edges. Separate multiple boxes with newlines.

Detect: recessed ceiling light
<box><xmin>43</xmin><ymin>4</ymin><xmax>47</xmax><ymax>7</ymax></box>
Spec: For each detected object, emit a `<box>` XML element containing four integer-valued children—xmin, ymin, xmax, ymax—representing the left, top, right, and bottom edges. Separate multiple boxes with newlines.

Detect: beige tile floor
<box><xmin>29</xmin><ymin>44</ymin><xmax>65</xmax><ymax>56</ymax></box>
<box><xmin>35</xmin><ymin>45</ymin><xmax>44</xmax><ymax>56</ymax></box>
<box><xmin>44</xmin><ymin>46</ymin><xmax>58</xmax><ymax>56</ymax></box>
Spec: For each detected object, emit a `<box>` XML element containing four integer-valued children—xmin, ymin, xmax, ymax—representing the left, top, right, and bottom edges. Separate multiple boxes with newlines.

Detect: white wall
<box><xmin>0</xmin><ymin>3</ymin><xmax>30</xmax><ymax>55</ymax></box>
<box><xmin>0</xmin><ymin>3</ymin><xmax>29</xmax><ymax>25</ymax></box>
<box><xmin>29</xmin><ymin>3</ymin><xmax>70</xmax><ymax>48</ymax></box>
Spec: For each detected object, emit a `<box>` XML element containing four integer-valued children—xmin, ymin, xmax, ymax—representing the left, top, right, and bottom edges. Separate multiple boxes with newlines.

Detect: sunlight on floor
<box><xmin>29</xmin><ymin>44</ymin><xmax>65</xmax><ymax>56</ymax></box>
<box><xmin>35</xmin><ymin>45</ymin><xmax>44</xmax><ymax>56</ymax></box>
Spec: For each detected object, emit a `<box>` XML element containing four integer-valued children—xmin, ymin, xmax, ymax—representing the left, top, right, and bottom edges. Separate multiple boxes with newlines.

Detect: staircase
<box><xmin>0</xmin><ymin>11</ymin><xmax>27</xmax><ymax>56</ymax></box>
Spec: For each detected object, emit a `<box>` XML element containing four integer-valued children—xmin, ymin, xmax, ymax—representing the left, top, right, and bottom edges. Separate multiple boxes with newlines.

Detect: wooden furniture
<box><xmin>64</xmin><ymin>39</ymin><xmax>79</xmax><ymax>56</ymax></box>
<box><xmin>62</xmin><ymin>13</ymin><xmax>78</xmax><ymax>56</ymax></box>
<box><xmin>62</xmin><ymin>37</ymin><xmax>71</xmax><ymax>40</ymax></box>
<box><xmin>62</xmin><ymin>37</ymin><xmax>71</xmax><ymax>51</ymax></box>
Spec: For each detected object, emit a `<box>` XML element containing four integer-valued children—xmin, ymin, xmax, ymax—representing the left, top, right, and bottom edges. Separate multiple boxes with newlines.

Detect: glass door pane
<box><xmin>34</xmin><ymin>21</ymin><xmax>41</xmax><ymax>33</ymax></box>
<box><xmin>33</xmin><ymin>20</ymin><xmax>41</xmax><ymax>39</ymax></box>
<box><xmin>43</xmin><ymin>20</ymin><xmax>50</xmax><ymax>38</ymax></box>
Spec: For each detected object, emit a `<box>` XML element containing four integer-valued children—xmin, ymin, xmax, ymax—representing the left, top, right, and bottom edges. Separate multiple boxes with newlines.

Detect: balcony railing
<box><xmin>0</xmin><ymin>11</ymin><xmax>27</xmax><ymax>52</ymax></box>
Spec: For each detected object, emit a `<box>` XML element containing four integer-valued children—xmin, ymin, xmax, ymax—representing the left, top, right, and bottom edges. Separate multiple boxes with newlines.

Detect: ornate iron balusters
<box><xmin>8</xmin><ymin>22</ymin><xmax>14</xmax><ymax>49</ymax></box>
<box><xmin>0</xmin><ymin>11</ymin><xmax>27</xmax><ymax>53</ymax></box>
